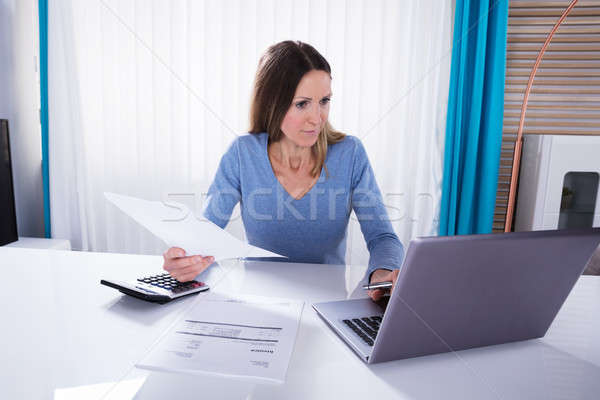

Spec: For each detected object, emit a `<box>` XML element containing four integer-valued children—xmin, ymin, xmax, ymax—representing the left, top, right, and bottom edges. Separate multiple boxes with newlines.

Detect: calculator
<box><xmin>100</xmin><ymin>272</ymin><xmax>209</xmax><ymax>304</ymax></box>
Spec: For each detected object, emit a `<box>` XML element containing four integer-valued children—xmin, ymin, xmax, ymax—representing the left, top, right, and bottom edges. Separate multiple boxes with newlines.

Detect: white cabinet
<box><xmin>5</xmin><ymin>237</ymin><xmax>72</xmax><ymax>250</ymax></box>
<box><xmin>515</xmin><ymin>135</ymin><xmax>600</xmax><ymax>231</ymax></box>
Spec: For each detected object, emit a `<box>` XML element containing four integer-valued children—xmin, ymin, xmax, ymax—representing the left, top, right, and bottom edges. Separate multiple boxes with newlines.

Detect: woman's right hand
<box><xmin>162</xmin><ymin>247</ymin><xmax>214</xmax><ymax>282</ymax></box>
<box><xmin>368</xmin><ymin>268</ymin><xmax>400</xmax><ymax>302</ymax></box>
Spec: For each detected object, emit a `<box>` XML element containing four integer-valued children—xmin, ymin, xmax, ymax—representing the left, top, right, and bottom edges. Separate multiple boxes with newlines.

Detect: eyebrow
<box><xmin>293</xmin><ymin>93</ymin><xmax>333</xmax><ymax>100</ymax></box>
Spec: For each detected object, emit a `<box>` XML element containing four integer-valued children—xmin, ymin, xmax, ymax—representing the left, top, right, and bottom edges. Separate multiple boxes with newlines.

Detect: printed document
<box><xmin>104</xmin><ymin>192</ymin><xmax>284</xmax><ymax>260</ymax></box>
<box><xmin>136</xmin><ymin>293</ymin><xmax>304</xmax><ymax>384</ymax></box>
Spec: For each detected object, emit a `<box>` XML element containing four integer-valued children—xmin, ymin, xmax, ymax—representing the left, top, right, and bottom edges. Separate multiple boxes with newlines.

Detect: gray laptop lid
<box><xmin>370</xmin><ymin>228</ymin><xmax>600</xmax><ymax>363</ymax></box>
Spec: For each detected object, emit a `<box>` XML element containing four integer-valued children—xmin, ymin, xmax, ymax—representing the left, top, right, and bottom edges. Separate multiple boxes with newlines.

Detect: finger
<box><xmin>170</xmin><ymin>265</ymin><xmax>199</xmax><ymax>281</ymax></box>
<box><xmin>175</xmin><ymin>272</ymin><xmax>199</xmax><ymax>282</ymax></box>
<box><xmin>173</xmin><ymin>268</ymin><xmax>203</xmax><ymax>282</ymax></box>
<box><xmin>165</xmin><ymin>255</ymin><xmax>204</xmax><ymax>271</ymax></box>
<box><xmin>170</xmin><ymin>258</ymin><xmax>214</xmax><ymax>281</ymax></box>
<box><xmin>369</xmin><ymin>289</ymin><xmax>385</xmax><ymax>302</ymax></box>
<box><xmin>164</xmin><ymin>247</ymin><xmax>187</xmax><ymax>259</ymax></box>
<box><xmin>164</xmin><ymin>257</ymin><xmax>193</xmax><ymax>272</ymax></box>
<box><xmin>170</xmin><ymin>262</ymin><xmax>202</xmax><ymax>279</ymax></box>
<box><xmin>373</xmin><ymin>289</ymin><xmax>384</xmax><ymax>301</ymax></box>
<box><xmin>391</xmin><ymin>269</ymin><xmax>400</xmax><ymax>291</ymax></box>
<box><xmin>167</xmin><ymin>255</ymin><xmax>215</xmax><ymax>274</ymax></box>
<box><xmin>202</xmin><ymin>255</ymin><xmax>215</xmax><ymax>265</ymax></box>
<box><xmin>164</xmin><ymin>247</ymin><xmax>185</xmax><ymax>259</ymax></box>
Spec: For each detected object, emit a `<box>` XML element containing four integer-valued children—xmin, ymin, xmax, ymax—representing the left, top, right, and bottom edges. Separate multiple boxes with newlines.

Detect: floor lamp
<box><xmin>504</xmin><ymin>0</ymin><xmax>579</xmax><ymax>232</ymax></box>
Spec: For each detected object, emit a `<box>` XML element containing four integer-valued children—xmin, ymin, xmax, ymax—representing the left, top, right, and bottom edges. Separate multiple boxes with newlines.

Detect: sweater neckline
<box><xmin>262</xmin><ymin>133</ymin><xmax>325</xmax><ymax>201</ymax></box>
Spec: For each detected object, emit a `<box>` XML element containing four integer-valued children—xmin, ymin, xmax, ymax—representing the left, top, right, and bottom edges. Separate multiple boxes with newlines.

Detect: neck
<box><xmin>271</xmin><ymin>137</ymin><xmax>314</xmax><ymax>171</ymax></box>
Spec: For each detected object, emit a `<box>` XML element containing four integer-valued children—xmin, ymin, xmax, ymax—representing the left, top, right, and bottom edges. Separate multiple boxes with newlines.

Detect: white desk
<box><xmin>1</xmin><ymin>248</ymin><xmax>599</xmax><ymax>400</ymax></box>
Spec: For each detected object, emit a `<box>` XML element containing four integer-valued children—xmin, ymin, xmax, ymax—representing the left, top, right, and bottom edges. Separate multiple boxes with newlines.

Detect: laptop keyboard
<box><xmin>342</xmin><ymin>316</ymin><xmax>382</xmax><ymax>346</ymax></box>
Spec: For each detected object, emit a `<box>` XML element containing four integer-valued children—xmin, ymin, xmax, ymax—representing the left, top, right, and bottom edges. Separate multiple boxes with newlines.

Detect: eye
<box><xmin>295</xmin><ymin>101</ymin><xmax>309</xmax><ymax>109</ymax></box>
<box><xmin>319</xmin><ymin>97</ymin><xmax>331</xmax><ymax>106</ymax></box>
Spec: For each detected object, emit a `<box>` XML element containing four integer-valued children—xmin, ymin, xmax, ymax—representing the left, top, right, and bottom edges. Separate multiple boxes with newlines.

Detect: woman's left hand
<box><xmin>368</xmin><ymin>268</ymin><xmax>400</xmax><ymax>302</ymax></box>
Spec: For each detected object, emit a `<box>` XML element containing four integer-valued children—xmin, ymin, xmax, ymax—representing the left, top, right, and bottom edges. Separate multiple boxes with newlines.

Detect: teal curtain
<box><xmin>39</xmin><ymin>0</ymin><xmax>51</xmax><ymax>237</ymax></box>
<box><xmin>439</xmin><ymin>0</ymin><xmax>509</xmax><ymax>236</ymax></box>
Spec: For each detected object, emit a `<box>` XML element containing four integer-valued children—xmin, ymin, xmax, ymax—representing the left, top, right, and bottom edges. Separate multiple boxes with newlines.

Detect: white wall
<box><xmin>0</xmin><ymin>0</ymin><xmax>44</xmax><ymax>237</ymax></box>
<box><xmin>0</xmin><ymin>1</ymin><xmax>12</xmax><ymax>117</ymax></box>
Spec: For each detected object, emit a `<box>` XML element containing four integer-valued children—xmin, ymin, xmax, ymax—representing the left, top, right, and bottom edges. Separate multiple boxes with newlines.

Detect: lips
<box><xmin>302</xmin><ymin>130</ymin><xmax>318</xmax><ymax>136</ymax></box>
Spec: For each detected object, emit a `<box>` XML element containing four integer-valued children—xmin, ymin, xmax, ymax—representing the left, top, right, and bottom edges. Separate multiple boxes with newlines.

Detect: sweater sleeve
<box><xmin>350</xmin><ymin>138</ymin><xmax>404</xmax><ymax>279</ymax></box>
<box><xmin>202</xmin><ymin>139</ymin><xmax>242</xmax><ymax>229</ymax></box>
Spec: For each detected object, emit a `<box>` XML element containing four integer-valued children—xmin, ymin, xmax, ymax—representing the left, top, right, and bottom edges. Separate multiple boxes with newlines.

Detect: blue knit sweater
<box><xmin>203</xmin><ymin>133</ymin><xmax>403</xmax><ymax>276</ymax></box>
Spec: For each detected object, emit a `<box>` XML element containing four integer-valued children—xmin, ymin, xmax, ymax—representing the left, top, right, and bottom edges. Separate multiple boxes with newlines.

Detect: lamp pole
<box><xmin>504</xmin><ymin>0</ymin><xmax>579</xmax><ymax>232</ymax></box>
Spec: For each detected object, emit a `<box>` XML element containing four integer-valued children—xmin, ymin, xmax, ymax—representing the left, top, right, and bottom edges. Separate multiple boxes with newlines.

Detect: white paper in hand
<box><xmin>104</xmin><ymin>192</ymin><xmax>284</xmax><ymax>260</ymax></box>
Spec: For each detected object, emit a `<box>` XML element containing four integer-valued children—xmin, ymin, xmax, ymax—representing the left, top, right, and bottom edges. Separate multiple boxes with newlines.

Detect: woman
<box><xmin>163</xmin><ymin>41</ymin><xmax>402</xmax><ymax>301</ymax></box>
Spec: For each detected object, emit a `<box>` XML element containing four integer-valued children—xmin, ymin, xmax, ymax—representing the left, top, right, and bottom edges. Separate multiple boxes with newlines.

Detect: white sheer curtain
<box><xmin>49</xmin><ymin>0</ymin><xmax>453</xmax><ymax>265</ymax></box>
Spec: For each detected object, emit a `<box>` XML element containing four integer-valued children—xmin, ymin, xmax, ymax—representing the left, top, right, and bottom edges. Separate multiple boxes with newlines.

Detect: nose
<box><xmin>308</xmin><ymin>103</ymin><xmax>321</xmax><ymax>125</ymax></box>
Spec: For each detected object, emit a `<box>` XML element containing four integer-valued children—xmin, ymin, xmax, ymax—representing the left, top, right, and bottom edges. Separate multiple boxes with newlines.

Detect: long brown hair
<box><xmin>248</xmin><ymin>41</ymin><xmax>345</xmax><ymax>177</ymax></box>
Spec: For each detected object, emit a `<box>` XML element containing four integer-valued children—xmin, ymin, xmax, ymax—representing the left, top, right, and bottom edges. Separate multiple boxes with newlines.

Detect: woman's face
<box><xmin>280</xmin><ymin>69</ymin><xmax>331</xmax><ymax>148</ymax></box>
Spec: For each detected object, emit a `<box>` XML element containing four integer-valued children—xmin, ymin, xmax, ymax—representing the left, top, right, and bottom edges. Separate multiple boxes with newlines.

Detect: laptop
<box><xmin>313</xmin><ymin>228</ymin><xmax>600</xmax><ymax>364</ymax></box>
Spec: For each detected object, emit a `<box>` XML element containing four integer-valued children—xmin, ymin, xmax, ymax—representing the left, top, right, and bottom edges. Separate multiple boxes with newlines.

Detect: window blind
<box><xmin>493</xmin><ymin>0</ymin><xmax>600</xmax><ymax>232</ymax></box>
